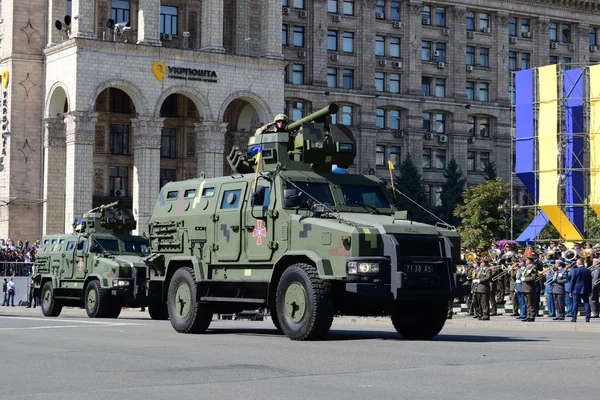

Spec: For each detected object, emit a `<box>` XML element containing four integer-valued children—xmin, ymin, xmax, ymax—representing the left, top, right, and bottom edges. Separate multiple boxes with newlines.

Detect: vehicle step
<box><xmin>200</xmin><ymin>296</ymin><xmax>265</xmax><ymax>304</ymax></box>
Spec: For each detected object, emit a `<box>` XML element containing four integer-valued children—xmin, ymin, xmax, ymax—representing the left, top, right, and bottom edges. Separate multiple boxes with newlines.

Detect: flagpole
<box><xmin>253</xmin><ymin>151</ymin><xmax>261</xmax><ymax>192</ymax></box>
<box><xmin>388</xmin><ymin>159</ymin><xmax>396</xmax><ymax>199</ymax></box>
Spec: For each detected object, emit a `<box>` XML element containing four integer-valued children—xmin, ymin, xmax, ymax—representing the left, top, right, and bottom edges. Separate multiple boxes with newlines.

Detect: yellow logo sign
<box><xmin>152</xmin><ymin>62</ymin><xmax>166</xmax><ymax>81</ymax></box>
<box><xmin>1</xmin><ymin>70</ymin><xmax>9</xmax><ymax>89</ymax></box>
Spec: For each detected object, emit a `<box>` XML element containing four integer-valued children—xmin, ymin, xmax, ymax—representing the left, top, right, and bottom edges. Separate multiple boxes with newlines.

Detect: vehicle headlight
<box><xmin>347</xmin><ymin>261</ymin><xmax>380</xmax><ymax>275</ymax></box>
<box><xmin>112</xmin><ymin>279</ymin><xmax>130</xmax><ymax>288</ymax></box>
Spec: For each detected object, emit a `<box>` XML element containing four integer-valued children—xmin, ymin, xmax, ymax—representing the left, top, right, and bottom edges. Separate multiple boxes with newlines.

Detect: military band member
<box><xmin>489</xmin><ymin>261</ymin><xmax>499</xmax><ymax>316</ymax></box>
<box><xmin>473</xmin><ymin>260</ymin><xmax>492</xmax><ymax>320</ymax></box>
<box><xmin>509</xmin><ymin>261</ymin><xmax>519</xmax><ymax>316</ymax></box>
<box><xmin>552</xmin><ymin>260</ymin><xmax>568</xmax><ymax>320</ymax></box>
<box><xmin>591</xmin><ymin>258</ymin><xmax>600</xmax><ymax>318</ymax></box>
<box><xmin>514</xmin><ymin>260</ymin><xmax>527</xmax><ymax>319</ymax></box>
<box><xmin>543</xmin><ymin>265</ymin><xmax>555</xmax><ymax>318</ymax></box>
<box><xmin>521</xmin><ymin>256</ymin><xmax>539</xmax><ymax>322</ymax></box>
<box><xmin>467</xmin><ymin>262</ymin><xmax>480</xmax><ymax>317</ymax></box>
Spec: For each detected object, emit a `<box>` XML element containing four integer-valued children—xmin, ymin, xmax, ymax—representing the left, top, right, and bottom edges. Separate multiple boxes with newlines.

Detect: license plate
<box><xmin>404</xmin><ymin>264</ymin><xmax>434</xmax><ymax>273</ymax></box>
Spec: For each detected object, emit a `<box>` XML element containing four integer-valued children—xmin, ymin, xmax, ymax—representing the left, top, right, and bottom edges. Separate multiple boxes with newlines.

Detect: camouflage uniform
<box><xmin>254</xmin><ymin>114</ymin><xmax>289</xmax><ymax>136</ymax></box>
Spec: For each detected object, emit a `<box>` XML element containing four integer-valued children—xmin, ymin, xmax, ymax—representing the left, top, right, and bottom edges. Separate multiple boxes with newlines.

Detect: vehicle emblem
<box><xmin>77</xmin><ymin>258</ymin><xmax>84</xmax><ymax>270</ymax></box>
<box><xmin>253</xmin><ymin>220</ymin><xmax>267</xmax><ymax>245</ymax></box>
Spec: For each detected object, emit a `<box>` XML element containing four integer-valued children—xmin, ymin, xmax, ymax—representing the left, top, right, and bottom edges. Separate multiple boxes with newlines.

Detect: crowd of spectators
<box><xmin>0</xmin><ymin>239</ymin><xmax>39</xmax><ymax>276</ymax></box>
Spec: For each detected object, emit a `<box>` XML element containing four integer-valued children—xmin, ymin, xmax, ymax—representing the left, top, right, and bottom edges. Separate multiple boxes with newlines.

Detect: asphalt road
<box><xmin>1</xmin><ymin>308</ymin><xmax>598</xmax><ymax>400</ymax></box>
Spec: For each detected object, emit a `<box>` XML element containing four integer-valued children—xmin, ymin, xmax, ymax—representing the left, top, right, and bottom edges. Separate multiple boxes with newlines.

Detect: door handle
<box><xmin>231</xmin><ymin>225</ymin><xmax>240</xmax><ymax>232</ymax></box>
<box><xmin>245</xmin><ymin>225</ymin><xmax>255</xmax><ymax>231</ymax></box>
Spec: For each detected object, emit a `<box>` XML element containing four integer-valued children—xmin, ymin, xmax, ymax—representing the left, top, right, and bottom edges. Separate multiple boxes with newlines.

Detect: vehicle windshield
<box><xmin>340</xmin><ymin>184</ymin><xmax>390</xmax><ymax>209</ymax></box>
<box><xmin>286</xmin><ymin>181</ymin><xmax>334</xmax><ymax>208</ymax></box>
<box><xmin>123</xmin><ymin>240</ymin><xmax>150</xmax><ymax>255</ymax></box>
<box><xmin>94</xmin><ymin>238</ymin><xmax>121</xmax><ymax>253</ymax></box>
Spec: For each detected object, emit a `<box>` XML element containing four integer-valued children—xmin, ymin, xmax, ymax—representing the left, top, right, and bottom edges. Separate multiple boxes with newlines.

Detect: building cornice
<box><xmin>500</xmin><ymin>0</ymin><xmax>600</xmax><ymax>14</ymax></box>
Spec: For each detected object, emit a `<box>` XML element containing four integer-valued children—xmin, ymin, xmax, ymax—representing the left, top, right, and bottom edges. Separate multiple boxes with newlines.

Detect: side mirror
<box><xmin>284</xmin><ymin>188</ymin><xmax>301</xmax><ymax>208</ymax></box>
<box><xmin>251</xmin><ymin>186</ymin><xmax>266</xmax><ymax>207</ymax></box>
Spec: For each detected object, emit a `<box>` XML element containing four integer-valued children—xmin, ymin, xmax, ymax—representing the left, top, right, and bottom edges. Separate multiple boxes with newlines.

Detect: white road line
<box><xmin>0</xmin><ymin>324</ymin><xmax>146</xmax><ymax>331</ymax></box>
<box><xmin>0</xmin><ymin>316</ymin><xmax>146</xmax><ymax>326</ymax></box>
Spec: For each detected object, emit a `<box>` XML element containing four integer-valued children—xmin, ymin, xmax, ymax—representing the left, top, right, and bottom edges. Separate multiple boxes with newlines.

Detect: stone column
<box><xmin>577</xmin><ymin>24</ymin><xmax>591</xmax><ymax>63</ymax></box>
<box><xmin>535</xmin><ymin>18</ymin><xmax>550</xmax><ymax>67</ymax></box>
<box><xmin>64</xmin><ymin>112</ymin><xmax>97</xmax><ymax>233</ymax></box>
<box><xmin>234</xmin><ymin>0</ymin><xmax>250</xmax><ymax>56</ymax></box>
<box><xmin>406</xmin><ymin>1</ymin><xmax>424</xmax><ymax>95</ymax></box>
<box><xmin>360</xmin><ymin>1</ymin><xmax>377</xmax><ymax>92</ymax></box>
<box><xmin>201</xmin><ymin>0</ymin><xmax>226</xmax><ymax>53</ymax></box>
<box><xmin>137</xmin><ymin>0</ymin><xmax>162</xmax><ymax>46</ymax></box>
<box><xmin>356</xmin><ymin>128</ymin><xmax>378</xmax><ymax>174</ymax></box>
<box><xmin>493</xmin><ymin>13</ymin><xmax>511</xmax><ymax>102</ymax></box>
<box><xmin>48</xmin><ymin>0</ymin><xmax>68</xmax><ymax>44</ymax></box>
<box><xmin>43</xmin><ymin>118</ymin><xmax>66</xmax><ymax>235</ymax></box>
<box><xmin>131</xmin><ymin>116</ymin><xmax>164</xmax><ymax>235</ymax></box>
<box><xmin>451</xmin><ymin>6</ymin><xmax>467</xmax><ymax>100</ymax></box>
<box><xmin>260</xmin><ymin>0</ymin><xmax>284</xmax><ymax>59</ymax></box>
<box><xmin>195</xmin><ymin>122</ymin><xmax>227</xmax><ymax>178</ymax></box>
<box><xmin>70</xmin><ymin>0</ymin><xmax>96</xmax><ymax>39</ymax></box>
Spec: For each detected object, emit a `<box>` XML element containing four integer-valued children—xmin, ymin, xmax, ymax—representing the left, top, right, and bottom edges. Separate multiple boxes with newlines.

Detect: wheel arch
<box><xmin>164</xmin><ymin>257</ymin><xmax>204</xmax><ymax>302</ymax></box>
<box><xmin>81</xmin><ymin>275</ymin><xmax>107</xmax><ymax>300</ymax></box>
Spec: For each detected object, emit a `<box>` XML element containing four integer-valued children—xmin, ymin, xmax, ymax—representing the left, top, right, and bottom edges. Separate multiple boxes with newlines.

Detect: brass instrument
<box><xmin>563</xmin><ymin>249</ymin><xmax>579</xmax><ymax>262</ymax></box>
<box><xmin>489</xmin><ymin>248</ymin><xmax>501</xmax><ymax>260</ymax></box>
<box><xmin>456</xmin><ymin>265</ymin><xmax>467</xmax><ymax>275</ymax></box>
<box><xmin>501</xmin><ymin>250</ymin><xmax>515</xmax><ymax>260</ymax></box>
<box><xmin>581</xmin><ymin>248</ymin><xmax>593</xmax><ymax>258</ymax></box>
<box><xmin>534</xmin><ymin>266</ymin><xmax>555</xmax><ymax>282</ymax></box>
<box><xmin>492</xmin><ymin>264</ymin><xmax>515</xmax><ymax>281</ymax></box>
<box><xmin>545</xmin><ymin>248</ymin><xmax>557</xmax><ymax>258</ymax></box>
<box><xmin>465</xmin><ymin>252</ymin><xmax>477</xmax><ymax>262</ymax></box>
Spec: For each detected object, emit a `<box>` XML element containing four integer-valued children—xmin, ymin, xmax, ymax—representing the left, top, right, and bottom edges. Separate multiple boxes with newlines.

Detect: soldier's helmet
<box><xmin>273</xmin><ymin>114</ymin><xmax>289</xmax><ymax>124</ymax></box>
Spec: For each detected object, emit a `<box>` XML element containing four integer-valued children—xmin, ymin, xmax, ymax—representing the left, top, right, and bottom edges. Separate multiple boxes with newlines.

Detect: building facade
<box><xmin>0</xmin><ymin>0</ymin><xmax>599</xmax><ymax>240</ymax></box>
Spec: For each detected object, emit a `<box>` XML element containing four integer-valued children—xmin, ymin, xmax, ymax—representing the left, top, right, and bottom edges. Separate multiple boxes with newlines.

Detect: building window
<box><xmin>376</xmin><ymin>0</ymin><xmax>385</xmax><ymax>16</ymax></box>
<box><xmin>291</xmin><ymin>64</ymin><xmax>304</xmax><ymax>84</ymax></box>
<box><xmin>466</xmin><ymin>81</ymin><xmax>475</xmax><ymax>100</ymax></box>
<box><xmin>328</xmin><ymin>30</ymin><xmax>338</xmax><ymax>51</ymax></box>
<box><xmin>109</xmin><ymin>166</ymin><xmax>128</xmax><ymax>197</ymax></box>
<box><xmin>479</xmin><ymin>13</ymin><xmax>490</xmax><ymax>32</ymax></box>
<box><xmin>509</xmin><ymin>85</ymin><xmax>516</xmax><ymax>105</ymax></box>
<box><xmin>561</xmin><ymin>57</ymin><xmax>572</xmax><ymax>69</ymax></box>
<box><xmin>435</xmin><ymin>7</ymin><xmax>446</xmax><ymax>27</ymax></box>
<box><xmin>550</xmin><ymin>23</ymin><xmax>558</xmax><ymax>42</ymax></box>
<box><xmin>293</xmin><ymin>26</ymin><xmax>305</xmax><ymax>47</ymax></box>
<box><xmin>480</xmin><ymin>152</ymin><xmax>490</xmax><ymax>170</ymax></box>
<box><xmin>422</xmin><ymin>41</ymin><xmax>432</xmax><ymax>61</ymax></box>
<box><xmin>422</xmin><ymin>77</ymin><xmax>432</xmax><ymax>96</ymax></box>
<box><xmin>508</xmin><ymin>51</ymin><xmax>517</xmax><ymax>71</ymax></box>
<box><xmin>389</xmin><ymin>109</ymin><xmax>400</xmax><ymax>130</ymax></box>
<box><xmin>327</xmin><ymin>67</ymin><xmax>337</xmax><ymax>88</ymax></box>
<box><xmin>549</xmin><ymin>56</ymin><xmax>558</xmax><ymax>64</ymax></box>
<box><xmin>282</xmin><ymin>25</ymin><xmax>288</xmax><ymax>46</ymax></box>
<box><xmin>285</xmin><ymin>100</ymin><xmax>305</xmax><ymax>122</ymax></box>
<box><xmin>341</xmin><ymin>105</ymin><xmax>354</xmax><ymax>126</ymax></box>
<box><xmin>342</xmin><ymin>31</ymin><xmax>355</xmax><ymax>52</ymax></box>
<box><xmin>343</xmin><ymin>0</ymin><xmax>354</xmax><ymax>15</ymax></box>
<box><xmin>423</xmin><ymin>112</ymin><xmax>445</xmax><ymax>133</ymax></box>
<box><xmin>109</xmin><ymin>124</ymin><xmax>129</xmax><ymax>155</ymax></box>
<box><xmin>375</xmin><ymin>35</ymin><xmax>385</xmax><ymax>56</ymax></box>
<box><xmin>423</xmin><ymin>149</ymin><xmax>432</xmax><ymax>169</ymax></box>
<box><xmin>342</xmin><ymin>69</ymin><xmax>354</xmax><ymax>89</ymax></box>
<box><xmin>469</xmin><ymin>116</ymin><xmax>492</xmax><ymax>137</ymax></box>
<box><xmin>110</xmin><ymin>89</ymin><xmax>132</xmax><ymax>114</ymax></box>
<box><xmin>435</xmin><ymin>78</ymin><xmax>446</xmax><ymax>98</ymax></box>
<box><xmin>467</xmin><ymin>151</ymin><xmax>476</xmax><ymax>171</ymax></box>
<box><xmin>435</xmin><ymin>42</ymin><xmax>446</xmax><ymax>62</ymax></box>
<box><xmin>161</xmin><ymin>128</ymin><xmax>176</xmax><ymax>158</ymax></box>
<box><xmin>435</xmin><ymin>149</ymin><xmax>447</xmax><ymax>169</ymax></box>
<box><xmin>466</xmin><ymin>11</ymin><xmax>475</xmax><ymax>31</ymax></box>
<box><xmin>521</xmin><ymin>53</ymin><xmax>530</xmax><ymax>70</ymax></box>
<box><xmin>521</xmin><ymin>19</ymin><xmax>531</xmax><ymax>35</ymax></box>
<box><xmin>389</xmin><ymin>73</ymin><xmax>400</xmax><ymax>93</ymax></box>
<box><xmin>376</xmin><ymin>145</ymin><xmax>385</xmax><ymax>166</ymax></box>
<box><xmin>111</xmin><ymin>0</ymin><xmax>130</xmax><ymax>24</ymax></box>
<box><xmin>434</xmin><ymin>186</ymin><xmax>443</xmax><ymax>207</ymax></box>
<box><xmin>590</xmin><ymin>27</ymin><xmax>598</xmax><ymax>46</ymax></box>
<box><xmin>391</xmin><ymin>1</ymin><xmax>401</xmax><ymax>21</ymax></box>
<box><xmin>479</xmin><ymin>48</ymin><xmax>489</xmax><ymax>67</ymax></box>
<box><xmin>561</xmin><ymin>24</ymin><xmax>571</xmax><ymax>43</ymax></box>
<box><xmin>376</xmin><ymin>108</ymin><xmax>385</xmax><ymax>129</ymax></box>
<box><xmin>508</xmin><ymin>17</ymin><xmax>517</xmax><ymax>36</ymax></box>
<box><xmin>328</xmin><ymin>0</ymin><xmax>337</xmax><ymax>13</ymax></box>
<box><xmin>160</xmin><ymin>169</ymin><xmax>176</xmax><ymax>189</ymax></box>
<box><xmin>390</xmin><ymin>37</ymin><xmax>401</xmax><ymax>58</ymax></box>
<box><xmin>390</xmin><ymin>146</ymin><xmax>401</xmax><ymax>167</ymax></box>
<box><xmin>160</xmin><ymin>6</ymin><xmax>178</xmax><ymax>35</ymax></box>
<box><xmin>292</xmin><ymin>0</ymin><xmax>305</xmax><ymax>9</ymax></box>
<box><xmin>424</xmin><ymin>184</ymin><xmax>432</xmax><ymax>205</ymax></box>
<box><xmin>466</xmin><ymin>46</ymin><xmax>475</xmax><ymax>66</ymax></box>
<box><xmin>422</xmin><ymin>6</ymin><xmax>431</xmax><ymax>24</ymax></box>
<box><xmin>478</xmin><ymin>82</ymin><xmax>489</xmax><ymax>102</ymax></box>
<box><xmin>67</xmin><ymin>0</ymin><xmax>72</xmax><ymax>15</ymax></box>
<box><xmin>375</xmin><ymin>72</ymin><xmax>385</xmax><ymax>92</ymax></box>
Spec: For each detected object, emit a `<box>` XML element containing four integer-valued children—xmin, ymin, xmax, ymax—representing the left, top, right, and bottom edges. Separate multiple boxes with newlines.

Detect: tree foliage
<box><xmin>453</xmin><ymin>178</ymin><xmax>510</xmax><ymax>249</ymax></box>
<box><xmin>393</xmin><ymin>153</ymin><xmax>430</xmax><ymax>222</ymax></box>
<box><xmin>438</xmin><ymin>158</ymin><xmax>466</xmax><ymax>227</ymax></box>
<box><xmin>483</xmin><ymin>161</ymin><xmax>497</xmax><ymax>181</ymax></box>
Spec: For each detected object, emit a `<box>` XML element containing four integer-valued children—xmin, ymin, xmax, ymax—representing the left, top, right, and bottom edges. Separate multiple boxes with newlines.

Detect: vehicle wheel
<box><xmin>85</xmin><ymin>280</ymin><xmax>109</xmax><ymax>318</ymax></box>
<box><xmin>269</xmin><ymin>307</ymin><xmax>283</xmax><ymax>334</ymax></box>
<box><xmin>390</xmin><ymin>298</ymin><xmax>448</xmax><ymax>340</ymax></box>
<box><xmin>148</xmin><ymin>302</ymin><xmax>169</xmax><ymax>320</ymax></box>
<box><xmin>275</xmin><ymin>263</ymin><xmax>333</xmax><ymax>341</ymax></box>
<box><xmin>41</xmin><ymin>282</ymin><xmax>62</xmax><ymax>317</ymax></box>
<box><xmin>167</xmin><ymin>267</ymin><xmax>213</xmax><ymax>333</ymax></box>
<box><xmin>105</xmin><ymin>299</ymin><xmax>122</xmax><ymax>318</ymax></box>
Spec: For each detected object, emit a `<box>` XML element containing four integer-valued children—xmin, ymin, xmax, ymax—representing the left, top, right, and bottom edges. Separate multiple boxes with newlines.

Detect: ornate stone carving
<box><xmin>409</xmin><ymin>3</ymin><xmax>422</xmax><ymax>15</ymax></box>
<box><xmin>43</xmin><ymin>118</ymin><xmax>66</xmax><ymax>148</ymax></box>
<box><xmin>94</xmin><ymin>168</ymin><xmax>104</xmax><ymax>194</ymax></box>
<box><xmin>186</xmin><ymin>131</ymin><xmax>196</xmax><ymax>158</ymax></box>
<box><xmin>95</xmin><ymin>125</ymin><xmax>105</xmax><ymax>152</ymax></box>
<box><xmin>362</xmin><ymin>0</ymin><xmax>378</xmax><ymax>9</ymax></box>
<box><xmin>195</xmin><ymin>122</ymin><xmax>227</xmax><ymax>153</ymax></box>
<box><xmin>537</xmin><ymin>19</ymin><xmax>549</xmax><ymax>31</ymax></box>
<box><xmin>64</xmin><ymin>112</ymin><xmax>98</xmax><ymax>145</ymax></box>
<box><xmin>131</xmin><ymin>116</ymin><xmax>164</xmax><ymax>149</ymax></box>
<box><xmin>579</xmin><ymin>25</ymin><xmax>592</xmax><ymax>36</ymax></box>
<box><xmin>453</xmin><ymin>8</ymin><xmax>466</xmax><ymax>19</ymax></box>
<box><xmin>496</xmin><ymin>13</ymin><xmax>510</xmax><ymax>26</ymax></box>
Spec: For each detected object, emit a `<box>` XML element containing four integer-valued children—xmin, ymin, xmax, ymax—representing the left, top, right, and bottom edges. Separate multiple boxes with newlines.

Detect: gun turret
<box><xmin>87</xmin><ymin>201</ymin><xmax>120</xmax><ymax>214</ymax></box>
<box><xmin>286</xmin><ymin>103</ymin><xmax>339</xmax><ymax>132</ymax></box>
<box><xmin>75</xmin><ymin>201</ymin><xmax>137</xmax><ymax>234</ymax></box>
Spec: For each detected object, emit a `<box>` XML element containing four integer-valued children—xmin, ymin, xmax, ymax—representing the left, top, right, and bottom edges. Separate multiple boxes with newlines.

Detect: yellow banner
<box><xmin>590</xmin><ymin>65</ymin><xmax>600</xmax><ymax>216</ymax></box>
<box><xmin>537</xmin><ymin>65</ymin><xmax>582</xmax><ymax>241</ymax></box>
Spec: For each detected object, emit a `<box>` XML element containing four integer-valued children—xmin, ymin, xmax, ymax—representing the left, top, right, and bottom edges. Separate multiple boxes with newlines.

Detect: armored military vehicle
<box><xmin>146</xmin><ymin>104</ymin><xmax>462</xmax><ymax>340</ymax></box>
<box><xmin>33</xmin><ymin>202</ymin><xmax>167</xmax><ymax>319</ymax></box>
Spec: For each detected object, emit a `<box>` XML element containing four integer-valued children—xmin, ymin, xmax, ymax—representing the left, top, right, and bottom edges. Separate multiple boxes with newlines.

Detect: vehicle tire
<box><xmin>85</xmin><ymin>280</ymin><xmax>109</xmax><ymax>318</ymax></box>
<box><xmin>105</xmin><ymin>299</ymin><xmax>122</xmax><ymax>319</ymax></box>
<box><xmin>269</xmin><ymin>307</ymin><xmax>283</xmax><ymax>334</ymax></box>
<box><xmin>275</xmin><ymin>263</ymin><xmax>333</xmax><ymax>341</ymax></box>
<box><xmin>148</xmin><ymin>302</ymin><xmax>169</xmax><ymax>320</ymax></box>
<box><xmin>41</xmin><ymin>282</ymin><xmax>62</xmax><ymax>317</ymax></box>
<box><xmin>390</xmin><ymin>298</ymin><xmax>448</xmax><ymax>340</ymax></box>
<box><xmin>167</xmin><ymin>267</ymin><xmax>213</xmax><ymax>333</ymax></box>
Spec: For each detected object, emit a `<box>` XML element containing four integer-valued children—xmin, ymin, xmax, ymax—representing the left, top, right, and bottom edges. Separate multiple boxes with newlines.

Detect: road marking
<box><xmin>0</xmin><ymin>315</ymin><xmax>146</xmax><ymax>326</ymax></box>
<box><xmin>0</xmin><ymin>323</ymin><xmax>146</xmax><ymax>331</ymax></box>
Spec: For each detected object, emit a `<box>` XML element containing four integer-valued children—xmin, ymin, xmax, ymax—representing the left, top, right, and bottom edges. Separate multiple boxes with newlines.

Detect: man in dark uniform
<box><xmin>489</xmin><ymin>261</ymin><xmax>499</xmax><ymax>316</ymax></box>
<box><xmin>473</xmin><ymin>260</ymin><xmax>492</xmax><ymax>320</ymax></box>
<box><xmin>591</xmin><ymin>258</ymin><xmax>600</xmax><ymax>318</ymax></box>
<box><xmin>521</xmin><ymin>255</ymin><xmax>539</xmax><ymax>322</ymax></box>
<box><xmin>569</xmin><ymin>258</ymin><xmax>593</xmax><ymax>322</ymax></box>
<box><xmin>552</xmin><ymin>259</ymin><xmax>567</xmax><ymax>320</ymax></box>
<box><xmin>467</xmin><ymin>262</ymin><xmax>480</xmax><ymax>316</ymax></box>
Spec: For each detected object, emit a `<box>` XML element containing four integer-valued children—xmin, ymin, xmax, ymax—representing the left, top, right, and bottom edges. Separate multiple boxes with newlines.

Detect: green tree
<box><xmin>438</xmin><ymin>158</ymin><xmax>466</xmax><ymax>227</ymax></box>
<box><xmin>393</xmin><ymin>153</ymin><xmax>430</xmax><ymax>222</ymax></box>
<box><xmin>453</xmin><ymin>178</ymin><xmax>510</xmax><ymax>249</ymax></box>
<box><xmin>483</xmin><ymin>161</ymin><xmax>497</xmax><ymax>181</ymax></box>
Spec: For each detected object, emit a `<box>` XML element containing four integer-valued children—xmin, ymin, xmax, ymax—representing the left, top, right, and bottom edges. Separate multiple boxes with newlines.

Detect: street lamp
<box><xmin>497</xmin><ymin>200</ymin><xmax>511</xmax><ymax>240</ymax></box>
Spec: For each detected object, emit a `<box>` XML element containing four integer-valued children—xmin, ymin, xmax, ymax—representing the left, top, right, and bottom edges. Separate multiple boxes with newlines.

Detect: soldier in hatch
<box><xmin>254</xmin><ymin>114</ymin><xmax>289</xmax><ymax>136</ymax></box>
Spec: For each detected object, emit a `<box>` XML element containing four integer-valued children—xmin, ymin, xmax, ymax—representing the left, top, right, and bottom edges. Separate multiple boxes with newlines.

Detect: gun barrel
<box><xmin>88</xmin><ymin>201</ymin><xmax>120</xmax><ymax>213</ymax></box>
<box><xmin>286</xmin><ymin>103</ymin><xmax>339</xmax><ymax>132</ymax></box>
